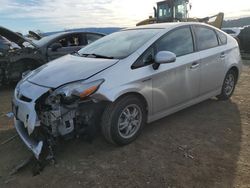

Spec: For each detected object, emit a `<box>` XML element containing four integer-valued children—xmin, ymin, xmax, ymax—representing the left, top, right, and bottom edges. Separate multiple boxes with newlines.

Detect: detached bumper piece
<box><xmin>14</xmin><ymin>118</ymin><xmax>43</xmax><ymax>159</ymax></box>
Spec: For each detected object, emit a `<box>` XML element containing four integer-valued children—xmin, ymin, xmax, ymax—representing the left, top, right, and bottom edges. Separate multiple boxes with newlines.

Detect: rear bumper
<box><xmin>14</xmin><ymin>118</ymin><xmax>43</xmax><ymax>159</ymax></box>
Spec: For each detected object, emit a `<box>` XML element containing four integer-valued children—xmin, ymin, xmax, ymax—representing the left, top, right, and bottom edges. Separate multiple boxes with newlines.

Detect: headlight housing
<box><xmin>50</xmin><ymin>79</ymin><xmax>104</xmax><ymax>104</ymax></box>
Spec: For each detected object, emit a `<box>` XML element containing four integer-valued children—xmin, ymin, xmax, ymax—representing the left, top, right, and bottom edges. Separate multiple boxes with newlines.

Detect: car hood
<box><xmin>0</xmin><ymin>26</ymin><xmax>37</xmax><ymax>48</ymax></box>
<box><xmin>27</xmin><ymin>54</ymin><xmax>119</xmax><ymax>88</ymax></box>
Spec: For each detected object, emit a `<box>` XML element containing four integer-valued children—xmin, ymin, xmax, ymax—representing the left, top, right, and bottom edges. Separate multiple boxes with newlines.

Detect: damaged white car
<box><xmin>13</xmin><ymin>22</ymin><xmax>241</xmax><ymax>160</ymax></box>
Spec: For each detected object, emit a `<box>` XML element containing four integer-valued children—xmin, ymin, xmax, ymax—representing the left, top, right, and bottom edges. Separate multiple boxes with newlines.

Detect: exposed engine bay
<box><xmin>37</xmin><ymin>93</ymin><xmax>106</xmax><ymax>141</ymax></box>
<box><xmin>13</xmin><ymin>78</ymin><xmax>108</xmax><ymax>162</ymax></box>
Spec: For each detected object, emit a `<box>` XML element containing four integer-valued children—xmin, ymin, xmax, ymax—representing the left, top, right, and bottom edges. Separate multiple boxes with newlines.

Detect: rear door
<box><xmin>193</xmin><ymin>25</ymin><xmax>225</xmax><ymax>95</ymax></box>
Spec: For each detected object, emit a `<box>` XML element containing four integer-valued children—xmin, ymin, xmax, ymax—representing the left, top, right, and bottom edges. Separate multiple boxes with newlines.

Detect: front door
<box><xmin>47</xmin><ymin>34</ymin><xmax>86</xmax><ymax>61</ymax></box>
<box><xmin>151</xmin><ymin>27</ymin><xmax>201</xmax><ymax>114</ymax></box>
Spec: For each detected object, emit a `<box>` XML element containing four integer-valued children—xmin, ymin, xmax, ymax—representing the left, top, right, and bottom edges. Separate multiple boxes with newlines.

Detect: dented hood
<box><xmin>27</xmin><ymin>54</ymin><xmax>118</xmax><ymax>88</ymax></box>
<box><xmin>0</xmin><ymin>26</ymin><xmax>37</xmax><ymax>48</ymax></box>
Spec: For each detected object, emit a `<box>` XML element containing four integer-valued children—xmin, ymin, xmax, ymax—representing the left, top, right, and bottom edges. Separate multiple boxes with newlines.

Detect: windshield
<box><xmin>78</xmin><ymin>29</ymin><xmax>161</xmax><ymax>59</ymax></box>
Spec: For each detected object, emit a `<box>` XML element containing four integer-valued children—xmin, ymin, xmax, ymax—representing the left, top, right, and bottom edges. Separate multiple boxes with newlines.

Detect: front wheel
<box><xmin>217</xmin><ymin>70</ymin><xmax>237</xmax><ymax>100</ymax></box>
<box><xmin>101</xmin><ymin>95</ymin><xmax>147</xmax><ymax>145</ymax></box>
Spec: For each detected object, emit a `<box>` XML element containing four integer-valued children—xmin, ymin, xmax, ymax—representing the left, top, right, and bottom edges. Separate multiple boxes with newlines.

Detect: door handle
<box><xmin>190</xmin><ymin>62</ymin><xmax>199</xmax><ymax>69</ymax></box>
<box><xmin>220</xmin><ymin>52</ymin><xmax>226</xmax><ymax>59</ymax></box>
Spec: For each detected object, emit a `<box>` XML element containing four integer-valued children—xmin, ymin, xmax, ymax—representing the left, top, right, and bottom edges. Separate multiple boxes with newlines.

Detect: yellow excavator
<box><xmin>136</xmin><ymin>0</ymin><xmax>224</xmax><ymax>29</ymax></box>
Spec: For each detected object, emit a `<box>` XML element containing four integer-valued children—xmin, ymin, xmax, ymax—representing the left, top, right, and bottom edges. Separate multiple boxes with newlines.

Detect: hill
<box><xmin>223</xmin><ymin>17</ymin><xmax>250</xmax><ymax>27</ymax></box>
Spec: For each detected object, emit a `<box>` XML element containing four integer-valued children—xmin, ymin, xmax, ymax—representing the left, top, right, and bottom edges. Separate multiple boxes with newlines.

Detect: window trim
<box><xmin>215</xmin><ymin>30</ymin><xmax>227</xmax><ymax>46</ymax></box>
<box><xmin>131</xmin><ymin>25</ymin><xmax>195</xmax><ymax>70</ymax></box>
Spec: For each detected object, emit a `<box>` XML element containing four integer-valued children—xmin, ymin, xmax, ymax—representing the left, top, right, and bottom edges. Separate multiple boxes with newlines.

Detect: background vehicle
<box><xmin>222</xmin><ymin>27</ymin><xmax>242</xmax><ymax>46</ymax></box>
<box><xmin>0</xmin><ymin>26</ymin><xmax>105</xmax><ymax>84</ymax></box>
<box><xmin>136</xmin><ymin>0</ymin><xmax>224</xmax><ymax>29</ymax></box>
<box><xmin>12</xmin><ymin>22</ymin><xmax>241</xmax><ymax>159</ymax></box>
<box><xmin>0</xmin><ymin>36</ymin><xmax>11</xmax><ymax>53</ymax></box>
<box><xmin>238</xmin><ymin>26</ymin><xmax>250</xmax><ymax>53</ymax></box>
<box><xmin>222</xmin><ymin>27</ymin><xmax>242</xmax><ymax>38</ymax></box>
<box><xmin>0</xmin><ymin>36</ymin><xmax>11</xmax><ymax>82</ymax></box>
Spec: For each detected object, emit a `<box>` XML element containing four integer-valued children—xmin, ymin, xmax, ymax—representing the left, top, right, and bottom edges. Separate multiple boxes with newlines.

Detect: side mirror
<box><xmin>51</xmin><ymin>43</ymin><xmax>62</xmax><ymax>52</ymax></box>
<box><xmin>153</xmin><ymin>51</ymin><xmax>176</xmax><ymax>70</ymax></box>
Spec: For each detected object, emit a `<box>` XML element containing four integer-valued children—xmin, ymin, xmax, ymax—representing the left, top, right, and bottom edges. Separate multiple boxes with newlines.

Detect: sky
<box><xmin>0</xmin><ymin>0</ymin><xmax>249</xmax><ymax>33</ymax></box>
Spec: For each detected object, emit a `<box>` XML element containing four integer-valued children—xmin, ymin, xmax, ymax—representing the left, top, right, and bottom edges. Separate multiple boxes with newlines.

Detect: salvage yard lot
<box><xmin>0</xmin><ymin>60</ymin><xmax>249</xmax><ymax>188</ymax></box>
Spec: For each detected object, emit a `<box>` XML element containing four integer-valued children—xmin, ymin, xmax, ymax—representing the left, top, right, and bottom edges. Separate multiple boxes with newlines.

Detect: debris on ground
<box><xmin>0</xmin><ymin>134</ymin><xmax>18</xmax><ymax>146</ymax></box>
<box><xmin>5</xmin><ymin>112</ymin><xmax>14</xmax><ymax>118</ymax></box>
<box><xmin>178</xmin><ymin>145</ymin><xmax>195</xmax><ymax>160</ymax></box>
<box><xmin>9</xmin><ymin>156</ymin><xmax>33</xmax><ymax>176</ymax></box>
<box><xmin>4</xmin><ymin>176</ymin><xmax>16</xmax><ymax>184</ymax></box>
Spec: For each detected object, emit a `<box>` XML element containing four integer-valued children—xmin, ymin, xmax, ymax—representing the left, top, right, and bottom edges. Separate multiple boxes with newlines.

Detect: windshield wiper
<box><xmin>81</xmin><ymin>53</ymin><xmax>114</xmax><ymax>59</ymax></box>
<box><xmin>72</xmin><ymin>51</ymin><xmax>81</xmax><ymax>56</ymax></box>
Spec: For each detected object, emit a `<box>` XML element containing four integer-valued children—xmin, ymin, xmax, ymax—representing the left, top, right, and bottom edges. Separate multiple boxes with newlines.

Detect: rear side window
<box><xmin>156</xmin><ymin>27</ymin><xmax>194</xmax><ymax>56</ymax></box>
<box><xmin>216</xmin><ymin>30</ymin><xmax>227</xmax><ymax>45</ymax></box>
<box><xmin>195</xmin><ymin>26</ymin><xmax>219</xmax><ymax>51</ymax></box>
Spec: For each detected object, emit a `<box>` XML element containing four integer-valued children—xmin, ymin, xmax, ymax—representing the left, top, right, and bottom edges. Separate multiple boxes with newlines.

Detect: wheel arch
<box><xmin>115</xmin><ymin>92</ymin><xmax>149</xmax><ymax>113</ymax></box>
<box><xmin>94</xmin><ymin>84</ymin><xmax>152</xmax><ymax>115</ymax></box>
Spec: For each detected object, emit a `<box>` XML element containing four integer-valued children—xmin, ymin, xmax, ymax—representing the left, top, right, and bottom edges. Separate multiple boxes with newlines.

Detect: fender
<box><xmin>93</xmin><ymin>81</ymin><xmax>153</xmax><ymax>116</ymax></box>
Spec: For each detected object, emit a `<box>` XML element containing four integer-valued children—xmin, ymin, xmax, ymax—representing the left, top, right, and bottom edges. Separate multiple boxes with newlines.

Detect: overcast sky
<box><xmin>0</xmin><ymin>0</ymin><xmax>249</xmax><ymax>33</ymax></box>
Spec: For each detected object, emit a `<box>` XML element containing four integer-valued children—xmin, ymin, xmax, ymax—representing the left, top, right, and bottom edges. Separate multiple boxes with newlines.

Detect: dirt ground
<box><xmin>0</xmin><ymin>60</ymin><xmax>249</xmax><ymax>188</ymax></box>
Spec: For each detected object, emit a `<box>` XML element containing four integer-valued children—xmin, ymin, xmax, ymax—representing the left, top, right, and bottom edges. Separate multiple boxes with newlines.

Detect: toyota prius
<box><xmin>12</xmin><ymin>22</ymin><xmax>242</xmax><ymax>159</ymax></box>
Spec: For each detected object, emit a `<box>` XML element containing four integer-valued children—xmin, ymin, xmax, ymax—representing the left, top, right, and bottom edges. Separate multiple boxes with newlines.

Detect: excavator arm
<box><xmin>207</xmin><ymin>12</ymin><xmax>224</xmax><ymax>29</ymax></box>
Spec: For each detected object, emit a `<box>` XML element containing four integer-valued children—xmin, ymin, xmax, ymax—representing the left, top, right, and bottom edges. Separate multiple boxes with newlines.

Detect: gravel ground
<box><xmin>0</xmin><ymin>60</ymin><xmax>249</xmax><ymax>188</ymax></box>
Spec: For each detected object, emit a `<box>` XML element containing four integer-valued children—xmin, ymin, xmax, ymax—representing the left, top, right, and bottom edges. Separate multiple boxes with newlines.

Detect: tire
<box><xmin>217</xmin><ymin>69</ymin><xmax>237</xmax><ymax>100</ymax></box>
<box><xmin>101</xmin><ymin>95</ymin><xmax>147</xmax><ymax>145</ymax></box>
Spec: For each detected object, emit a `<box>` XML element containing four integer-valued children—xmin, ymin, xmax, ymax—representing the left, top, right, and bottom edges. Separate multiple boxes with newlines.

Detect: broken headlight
<box><xmin>50</xmin><ymin>79</ymin><xmax>104</xmax><ymax>104</ymax></box>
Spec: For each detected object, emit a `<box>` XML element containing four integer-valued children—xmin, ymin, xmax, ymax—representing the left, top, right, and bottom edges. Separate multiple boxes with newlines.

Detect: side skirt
<box><xmin>147</xmin><ymin>89</ymin><xmax>221</xmax><ymax>123</ymax></box>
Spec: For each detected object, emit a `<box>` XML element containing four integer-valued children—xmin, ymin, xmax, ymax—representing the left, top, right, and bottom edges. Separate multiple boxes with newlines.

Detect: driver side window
<box><xmin>132</xmin><ymin>27</ymin><xmax>194</xmax><ymax>69</ymax></box>
<box><xmin>156</xmin><ymin>27</ymin><xmax>194</xmax><ymax>57</ymax></box>
<box><xmin>49</xmin><ymin>34</ymin><xmax>82</xmax><ymax>49</ymax></box>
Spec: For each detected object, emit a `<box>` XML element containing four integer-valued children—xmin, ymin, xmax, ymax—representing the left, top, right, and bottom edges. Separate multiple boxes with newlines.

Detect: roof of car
<box><xmin>47</xmin><ymin>31</ymin><xmax>105</xmax><ymax>38</ymax></box>
<box><xmin>125</xmin><ymin>22</ymin><xmax>210</xmax><ymax>30</ymax></box>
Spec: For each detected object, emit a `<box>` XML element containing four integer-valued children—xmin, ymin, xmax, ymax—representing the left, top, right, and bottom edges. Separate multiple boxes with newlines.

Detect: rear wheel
<box><xmin>101</xmin><ymin>95</ymin><xmax>146</xmax><ymax>145</ymax></box>
<box><xmin>217</xmin><ymin>70</ymin><xmax>237</xmax><ymax>100</ymax></box>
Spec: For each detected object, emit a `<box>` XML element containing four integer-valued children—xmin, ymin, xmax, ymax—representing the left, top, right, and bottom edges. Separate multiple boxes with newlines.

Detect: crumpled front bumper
<box><xmin>12</xmin><ymin>80</ymin><xmax>50</xmax><ymax>159</ymax></box>
<box><xmin>14</xmin><ymin>118</ymin><xmax>43</xmax><ymax>159</ymax></box>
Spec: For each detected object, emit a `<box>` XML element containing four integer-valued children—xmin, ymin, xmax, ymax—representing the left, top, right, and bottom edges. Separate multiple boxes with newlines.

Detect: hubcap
<box><xmin>118</xmin><ymin>104</ymin><xmax>142</xmax><ymax>139</ymax></box>
<box><xmin>224</xmin><ymin>73</ymin><xmax>235</xmax><ymax>96</ymax></box>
